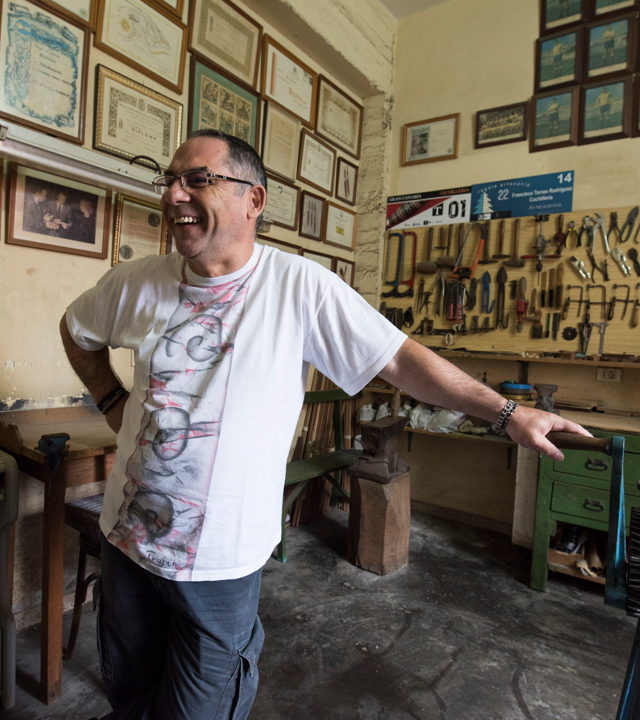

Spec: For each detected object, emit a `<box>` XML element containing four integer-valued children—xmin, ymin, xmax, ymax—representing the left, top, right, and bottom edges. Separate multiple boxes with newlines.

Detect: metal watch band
<box><xmin>496</xmin><ymin>399</ymin><xmax>518</xmax><ymax>430</ymax></box>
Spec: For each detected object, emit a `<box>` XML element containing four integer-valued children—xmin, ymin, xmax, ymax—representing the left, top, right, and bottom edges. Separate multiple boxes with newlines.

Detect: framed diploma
<box><xmin>189</xmin><ymin>0</ymin><xmax>261</xmax><ymax>87</ymax></box>
<box><xmin>302</xmin><ymin>248</ymin><xmax>334</xmax><ymax>271</ymax></box>
<box><xmin>40</xmin><ymin>0</ymin><xmax>95</xmax><ymax>26</ymax></box>
<box><xmin>264</xmin><ymin>175</ymin><xmax>300</xmax><ymax>231</ymax></box>
<box><xmin>94</xmin><ymin>65</ymin><xmax>183</xmax><ymax>171</ymax></box>
<box><xmin>262</xmin><ymin>103</ymin><xmax>301</xmax><ymax>181</ymax></box>
<box><xmin>7</xmin><ymin>164</ymin><xmax>111</xmax><ymax>259</ymax></box>
<box><xmin>299</xmin><ymin>190</ymin><xmax>325</xmax><ymax>241</ymax></box>
<box><xmin>335</xmin><ymin>157</ymin><xmax>358</xmax><ymax>206</ymax></box>
<box><xmin>402</xmin><ymin>114</ymin><xmax>460</xmax><ymax>166</ymax></box>
<box><xmin>324</xmin><ymin>202</ymin><xmax>356</xmax><ymax>250</ymax></box>
<box><xmin>112</xmin><ymin>194</ymin><xmax>168</xmax><ymax>265</ymax></box>
<box><xmin>334</xmin><ymin>258</ymin><xmax>355</xmax><ymax>287</ymax></box>
<box><xmin>315</xmin><ymin>76</ymin><xmax>363</xmax><ymax>159</ymax></box>
<box><xmin>261</xmin><ymin>35</ymin><xmax>317</xmax><ymax>127</ymax></box>
<box><xmin>257</xmin><ymin>234</ymin><xmax>301</xmax><ymax>254</ymax></box>
<box><xmin>0</xmin><ymin>0</ymin><xmax>89</xmax><ymax>144</ymax></box>
<box><xmin>297</xmin><ymin>129</ymin><xmax>336</xmax><ymax>196</ymax></box>
<box><xmin>95</xmin><ymin>0</ymin><xmax>188</xmax><ymax>94</ymax></box>
<box><xmin>189</xmin><ymin>56</ymin><xmax>261</xmax><ymax>149</ymax></box>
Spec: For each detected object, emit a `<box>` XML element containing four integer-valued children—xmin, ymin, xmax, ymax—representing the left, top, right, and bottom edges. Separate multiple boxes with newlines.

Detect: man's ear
<box><xmin>247</xmin><ymin>185</ymin><xmax>267</xmax><ymax>219</ymax></box>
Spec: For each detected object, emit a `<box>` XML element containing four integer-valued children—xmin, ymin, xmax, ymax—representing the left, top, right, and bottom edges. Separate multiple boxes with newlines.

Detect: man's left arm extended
<box><xmin>378</xmin><ymin>338</ymin><xmax>591</xmax><ymax>461</ymax></box>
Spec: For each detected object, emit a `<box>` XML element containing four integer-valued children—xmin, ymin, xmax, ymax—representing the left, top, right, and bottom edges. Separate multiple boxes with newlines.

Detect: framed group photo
<box><xmin>7</xmin><ymin>164</ymin><xmax>111</xmax><ymax>259</ymax></box>
<box><xmin>535</xmin><ymin>29</ymin><xmax>584</xmax><ymax>91</ymax></box>
<box><xmin>540</xmin><ymin>0</ymin><xmax>586</xmax><ymax>35</ymax></box>
<box><xmin>315</xmin><ymin>75</ymin><xmax>363</xmax><ymax>159</ymax></box>
<box><xmin>264</xmin><ymin>175</ymin><xmax>300</xmax><ymax>231</ymax></box>
<box><xmin>299</xmin><ymin>190</ymin><xmax>325</xmax><ymax>241</ymax></box>
<box><xmin>402</xmin><ymin>113</ymin><xmax>460</xmax><ymax>166</ymax></box>
<box><xmin>579</xmin><ymin>76</ymin><xmax>632</xmax><ymax>143</ymax></box>
<box><xmin>297</xmin><ymin>129</ymin><xmax>336</xmax><ymax>195</ymax></box>
<box><xmin>262</xmin><ymin>103</ymin><xmax>300</xmax><ymax>180</ymax></box>
<box><xmin>475</xmin><ymin>102</ymin><xmax>528</xmax><ymax>149</ymax></box>
<box><xmin>112</xmin><ymin>195</ymin><xmax>168</xmax><ymax>265</ymax></box>
<box><xmin>584</xmin><ymin>15</ymin><xmax>637</xmax><ymax>80</ymax></box>
<box><xmin>530</xmin><ymin>87</ymin><xmax>579</xmax><ymax>151</ymax></box>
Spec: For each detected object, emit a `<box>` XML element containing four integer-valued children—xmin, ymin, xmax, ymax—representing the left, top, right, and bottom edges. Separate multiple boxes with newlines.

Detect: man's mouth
<box><xmin>173</xmin><ymin>216</ymin><xmax>203</xmax><ymax>224</ymax></box>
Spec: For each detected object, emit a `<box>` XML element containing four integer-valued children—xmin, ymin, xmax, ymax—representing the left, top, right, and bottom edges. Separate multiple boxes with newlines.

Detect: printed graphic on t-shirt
<box><xmin>108</xmin><ymin>265</ymin><xmax>256</xmax><ymax>579</ymax></box>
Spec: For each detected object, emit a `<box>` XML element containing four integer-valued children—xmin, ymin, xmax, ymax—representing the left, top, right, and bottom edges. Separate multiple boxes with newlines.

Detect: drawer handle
<box><xmin>584</xmin><ymin>458</ymin><xmax>609</xmax><ymax>472</ymax></box>
<box><xmin>584</xmin><ymin>498</ymin><xmax>605</xmax><ymax>512</ymax></box>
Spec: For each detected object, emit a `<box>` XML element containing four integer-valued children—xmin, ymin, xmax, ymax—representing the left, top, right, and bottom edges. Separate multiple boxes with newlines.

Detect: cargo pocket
<box><xmin>93</xmin><ymin>575</ymin><xmax>114</xmax><ymax>681</ymax></box>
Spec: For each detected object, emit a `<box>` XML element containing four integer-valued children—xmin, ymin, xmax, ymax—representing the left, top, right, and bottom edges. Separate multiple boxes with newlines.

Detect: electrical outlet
<box><xmin>597</xmin><ymin>368</ymin><xmax>622</xmax><ymax>382</ymax></box>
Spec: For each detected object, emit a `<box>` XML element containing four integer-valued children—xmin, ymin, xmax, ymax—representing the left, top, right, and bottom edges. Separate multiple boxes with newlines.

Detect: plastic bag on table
<box><xmin>408</xmin><ymin>402</ymin><xmax>432</xmax><ymax>430</ymax></box>
<box><xmin>398</xmin><ymin>402</ymin><xmax>412</xmax><ymax>418</ymax></box>
<box><xmin>358</xmin><ymin>404</ymin><xmax>376</xmax><ymax>422</ymax></box>
<box><xmin>375</xmin><ymin>402</ymin><xmax>391</xmax><ymax>420</ymax></box>
<box><xmin>426</xmin><ymin>407</ymin><xmax>466</xmax><ymax>434</ymax></box>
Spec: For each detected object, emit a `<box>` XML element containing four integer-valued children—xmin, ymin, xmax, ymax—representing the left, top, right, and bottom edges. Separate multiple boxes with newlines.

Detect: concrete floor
<box><xmin>5</xmin><ymin>508</ymin><xmax>637</xmax><ymax>720</ymax></box>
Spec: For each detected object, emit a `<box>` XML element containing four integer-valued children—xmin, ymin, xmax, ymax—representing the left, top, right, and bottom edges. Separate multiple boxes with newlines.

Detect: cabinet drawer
<box><xmin>551</xmin><ymin>481</ymin><xmax>640</xmax><ymax>525</ymax></box>
<box><xmin>552</xmin><ymin>450</ymin><xmax>640</xmax><ymax>492</ymax></box>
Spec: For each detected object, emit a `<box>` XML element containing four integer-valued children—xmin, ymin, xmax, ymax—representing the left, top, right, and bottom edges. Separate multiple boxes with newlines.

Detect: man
<box><xmin>60</xmin><ymin>130</ymin><xmax>588</xmax><ymax>720</ymax></box>
<box><xmin>74</xmin><ymin>197</ymin><xmax>96</xmax><ymax>244</ymax></box>
<box><xmin>552</xmin><ymin>39</ymin><xmax>565</xmax><ymax>78</ymax></box>
<box><xmin>23</xmin><ymin>182</ymin><xmax>52</xmax><ymax>234</ymax></box>
<box><xmin>46</xmin><ymin>188</ymin><xmax>72</xmax><ymax>237</ymax></box>
<box><xmin>602</xmin><ymin>24</ymin><xmax>616</xmax><ymax>66</ymax></box>
<box><xmin>595</xmin><ymin>86</ymin><xmax>613</xmax><ymax>129</ymax></box>
<box><xmin>548</xmin><ymin>97</ymin><xmax>560</xmax><ymax>136</ymax></box>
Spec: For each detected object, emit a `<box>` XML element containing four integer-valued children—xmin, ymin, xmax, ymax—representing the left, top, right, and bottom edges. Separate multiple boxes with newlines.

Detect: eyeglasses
<box><xmin>152</xmin><ymin>170</ymin><xmax>254</xmax><ymax>195</ymax></box>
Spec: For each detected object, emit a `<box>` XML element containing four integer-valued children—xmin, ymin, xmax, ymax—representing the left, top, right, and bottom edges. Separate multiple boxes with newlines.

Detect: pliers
<box><xmin>577</xmin><ymin>216</ymin><xmax>591</xmax><ymax>247</ymax></box>
<box><xmin>481</xmin><ymin>271</ymin><xmax>495</xmax><ymax>313</ymax></box>
<box><xmin>565</xmin><ymin>220</ymin><xmax>579</xmax><ymax>248</ymax></box>
<box><xmin>609</xmin><ymin>212</ymin><xmax>621</xmax><ymax>246</ymax></box>
<box><xmin>593</xmin><ymin>213</ymin><xmax>611</xmax><ymax>254</ymax></box>
<box><xmin>620</xmin><ymin>206</ymin><xmax>639</xmax><ymax>243</ymax></box>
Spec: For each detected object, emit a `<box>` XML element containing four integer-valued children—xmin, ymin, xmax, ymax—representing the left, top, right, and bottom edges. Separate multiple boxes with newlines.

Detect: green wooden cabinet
<box><xmin>531</xmin><ymin>429</ymin><xmax>640</xmax><ymax>592</ymax></box>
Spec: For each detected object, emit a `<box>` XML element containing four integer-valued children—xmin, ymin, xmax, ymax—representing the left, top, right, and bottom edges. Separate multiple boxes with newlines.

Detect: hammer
<box><xmin>503</xmin><ymin>218</ymin><xmax>525</xmax><ymax>268</ymax></box>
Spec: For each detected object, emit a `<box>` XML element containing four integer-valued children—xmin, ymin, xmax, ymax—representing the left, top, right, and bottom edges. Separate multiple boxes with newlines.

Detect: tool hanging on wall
<box><xmin>578</xmin><ymin>321</ymin><xmax>592</xmax><ymax>354</ymax></box>
<box><xmin>531</xmin><ymin>287</ymin><xmax>537</xmax><ymax>314</ymax></box>
<box><xmin>586</xmin><ymin>284</ymin><xmax>608</xmax><ymax>321</ymax></box>
<box><xmin>612</xmin><ymin>246</ymin><xmax>632</xmax><ymax>277</ymax></box>
<box><xmin>445</xmin><ymin>279</ymin><xmax>466</xmax><ymax>321</ymax></box>
<box><xmin>555</xmin><ymin>263</ymin><xmax>564</xmax><ymax>309</ymax></box>
<box><xmin>633</xmin><ymin>284</ymin><xmax>640</xmax><ymax>328</ymax></box>
<box><xmin>563</xmin><ymin>285</ymin><xmax>584</xmax><ymax>319</ymax></box>
<box><xmin>570</xmin><ymin>255</ymin><xmax>592</xmax><ymax>282</ymax></box>
<box><xmin>436</xmin><ymin>225</ymin><xmax>455</xmax><ymax>269</ymax></box>
<box><xmin>528</xmin><ymin>308</ymin><xmax>543</xmax><ymax>338</ymax></box>
<box><xmin>510</xmin><ymin>280</ymin><xmax>518</xmax><ymax>299</ymax></box>
<box><xmin>611</xmin><ymin>284</ymin><xmax>631</xmax><ymax>319</ymax></box>
<box><xmin>552</xmin><ymin>312</ymin><xmax>561</xmax><ymax>341</ymax></box>
<box><xmin>553</xmin><ymin>214</ymin><xmax>566</xmax><ymax>255</ymax></box>
<box><xmin>479</xmin><ymin>220</ymin><xmax>496</xmax><ymax>265</ymax></box>
<box><xmin>521</xmin><ymin>215</ymin><xmax>560</xmax><ymax>283</ymax></box>
<box><xmin>382</xmin><ymin>231</ymin><xmax>416</xmax><ymax>297</ymax></box>
<box><xmin>628</xmin><ymin>248</ymin><xmax>640</xmax><ymax>277</ymax></box>
<box><xmin>548</xmin><ymin>268</ymin><xmax>555</xmax><ymax>308</ymax></box>
<box><xmin>562</xmin><ymin>326</ymin><xmax>578</xmax><ymax>341</ymax></box>
<box><xmin>591</xmin><ymin>321</ymin><xmax>609</xmax><ymax>356</ymax></box>
<box><xmin>586</xmin><ymin>219</ymin><xmax>609</xmax><ymax>282</ymax></box>
<box><xmin>503</xmin><ymin>218</ymin><xmax>525</xmax><ymax>268</ymax></box>
<box><xmin>577</xmin><ymin>216</ymin><xmax>591</xmax><ymax>248</ymax></box>
<box><xmin>495</xmin><ymin>266</ymin><xmax>509</xmax><ymax>329</ymax></box>
<box><xmin>540</xmin><ymin>271</ymin><xmax>547</xmax><ymax>307</ymax></box>
<box><xmin>609</xmin><ymin>212</ymin><xmax>622</xmax><ymax>246</ymax></box>
<box><xmin>593</xmin><ymin>213</ymin><xmax>611</xmax><ymax>254</ymax></box>
<box><xmin>416</xmin><ymin>226</ymin><xmax>437</xmax><ymax>275</ymax></box>
<box><xmin>620</xmin><ymin>206</ymin><xmax>639</xmax><ymax>242</ymax></box>
<box><xmin>481</xmin><ymin>271</ymin><xmax>495</xmax><ymax>313</ymax></box>
<box><xmin>454</xmin><ymin>222</ymin><xmax>486</xmax><ymax>280</ymax></box>
<box><xmin>467</xmin><ymin>277</ymin><xmax>478</xmax><ymax>311</ymax></box>
<box><xmin>492</xmin><ymin>219</ymin><xmax>510</xmax><ymax>259</ymax></box>
<box><xmin>457</xmin><ymin>223</ymin><xmax>465</xmax><ymax>260</ymax></box>
<box><xmin>545</xmin><ymin>312</ymin><xmax>551</xmax><ymax>339</ymax></box>
<box><xmin>566</xmin><ymin>220</ymin><xmax>579</xmax><ymax>249</ymax></box>
<box><xmin>516</xmin><ymin>277</ymin><xmax>528</xmax><ymax>333</ymax></box>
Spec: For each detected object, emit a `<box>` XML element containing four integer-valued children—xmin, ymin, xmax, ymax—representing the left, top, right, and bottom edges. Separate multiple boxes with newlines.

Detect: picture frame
<box><xmin>261</xmin><ymin>102</ymin><xmax>301</xmax><ymax>181</ymax></box>
<box><xmin>299</xmin><ymin>190</ymin><xmax>326</xmax><ymax>241</ymax></box>
<box><xmin>0</xmin><ymin>0</ymin><xmax>90</xmax><ymax>144</ymax></box>
<box><xmin>335</xmin><ymin>157</ymin><xmax>358</xmax><ymax>206</ymax></box>
<box><xmin>334</xmin><ymin>258</ymin><xmax>355</xmax><ymax>287</ymax></box>
<box><xmin>530</xmin><ymin>87</ymin><xmax>580</xmax><ymax>152</ymax></box>
<box><xmin>585</xmin><ymin>15</ymin><xmax>637</xmax><ymax>81</ymax></box>
<box><xmin>579</xmin><ymin>76</ymin><xmax>632</xmax><ymax>143</ymax></box>
<box><xmin>257</xmin><ymin>234</ymin><xmax>301</xmax><ymax>254</ymax></box>
<box><xmin>324</xmin><ymin>202</ymin><xmax>356</xmax><ymax>251</ymax></box>
<box><xmin>402</xmin><ymin>113</ymin><xmax>460</xmax><ymax>166</ymax></box>
<box><xmin>146</xmin><ymin>0</ymin><xmax>183</xmax><ymax>20</ymax></box>
<box><xmin>188</xmin><ymin>0</ymin><xmax>261</xmax><ymax>88</ymax></box>
<box><xmin>7</xmin><ymin>164</ymin><xmax>111</xmax><ymax>259</ymax></box>
<box><xmin>297</xmin><ymin>129</ymin><xmax>336</xmax><ymax>195</ymax></box>
<box><xmin>535</xmin><ymin>29</ymin><xmax>584</xmax><ymax>92</ymax></box>
<box><xmin>302</xmin><ymin>248</ymin><xmax>334</xmax><ymax>271</ymax></box>
<box><xmin>589</xmin><ymin>0</ymin><xmax>640</xmax><ymax>20</ymax></box>
<box><xmin>264</xmin><ymin>175</ymin><xmax>300</xmax><ymax>231</ymax></box>
<box><xmin>95</xmin><ymin>0</ymin><xmax>188</xmax><ymax>94</ymax></box>
<box><xmin>631</xmin><ymin>75</ymin><xmax>640</xmax><ymax>137</ymax></box>
<box><xmin>474</xmin><ymin>102</ymin><xmax>528</xmax><ymax>149</ymax></box>
<box><xmin>39</xmin><ymin>0</ymin><xmax>95</xmax><ymax>26</ymax></box>
<box><xmin>112</xmin><ymin>194</ymin><xmax>167</xmax><ymax>265</ymax></box>
<box><xmin>540</xmin><ymin>0</ymin><xmax>586</xmax><ymax>36</ymax></box>
<box><xmin>94</xmin><ymin>65</ymin><xmax>183</xmax><ymax>171</ymax></box>
<box><xmin>315</xmin><ymin>75</ymin><xmax>363</xmax><ymax>159</ymax></box>
<box><xmin>189</xmin><ymin>55</ymin><xmax>261</xmax><ymax>149</ymax></box>
<box><xmin>261</xmin><ymin>35</ymin><xmax>318</xmax><ymax>127</ymax></box>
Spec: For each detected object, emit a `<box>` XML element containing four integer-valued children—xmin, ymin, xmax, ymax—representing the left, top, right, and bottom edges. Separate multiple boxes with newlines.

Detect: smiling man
<box><xmin>60</xmin><ymin>130</ymin><xmax>588</xmax><ymax>720</ymax></box>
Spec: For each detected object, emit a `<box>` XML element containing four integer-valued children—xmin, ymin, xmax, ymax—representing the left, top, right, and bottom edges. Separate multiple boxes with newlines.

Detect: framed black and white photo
<box><xmin>579</xmin><ymin>76</ymin><xmax>632</xmax><ymax>143</ymax></box>
<box><xmin>324</xmin><ymin>202</ymin><xmax>356</xmax><ymax>251</ymax></box>
<box><xmin>299</xmin><ymin>190</ymin><xmax>325</xmax><ymax>241</ymax></box>
<box><xmin>315</xmin><ymin>75</ymin><xmax>363</xmax><ymax>159</ymax></box>
<box><xmin>334</xmin><ymin>258</ymin><xmax>355</xmax><ymax>287</ymax></box>
<box><xmin>535</xmin><ymin>29</ymin><xmax>584</xmax><ymax>92</ymax></box>
<box><xmin>530</xmin><ymin>87</ymin><xmax>579</xmax><ymax>152</ymax></box>
<box><xmin>302</xmin><ymin>248</ymin><xmax>334</xmax><ymax>271</ymax></box>
<box><xmin>262</xmin><ymin>103</ymin><xmax>301</xmax><ymax>181</ymax></box>
<box><xmin>264</xmin><ymin>175</ymin><xmax>300</xmax><ymax>231</ymax></box>
<box><xmin>297</xmin><ymin>129</ymin><xmax>336</xmax><ymax>196</ymax></box>
<box><xmin>585</xmin><ymin>15</ymin><xmax>637</xmax><ymax>80</ymax></box>
<box><xmin>7</xmin><ymin>164</ymin><xmax>111</xmax><ymax>259</ymax></box>
<box><xmin>589</xmin><ymin>0</ymin><xmax>640</xmax><ymax>20</ymax></box>
<box><xmin>112</xmin><ymin>195</ymin><xmax>168</xmax><ymax>265</ymax></box>
<box><xmin>474</xmin><ymin>102</ymin><xmax>528</xmax><ymax>149</ymax></box>
<box><xmin>257</xmin><ymin>235</ymin><xmax>301</xmax><ymax>254</ymax></box>
<box><xmin>540</xmin><ymin>0</ymin><xmax>586</xmax><ymax>35</ymax></box>
<box><xmin>335</xmin><ymin>157</ymin><xmax>358</xmax><ymax>206</ymax></box>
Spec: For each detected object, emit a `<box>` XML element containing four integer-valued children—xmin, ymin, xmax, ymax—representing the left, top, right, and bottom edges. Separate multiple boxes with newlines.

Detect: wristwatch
<box><xmin>496</xmin><ymin>399</ymin><xmax>518</xmax><ymax>430</ymax></box>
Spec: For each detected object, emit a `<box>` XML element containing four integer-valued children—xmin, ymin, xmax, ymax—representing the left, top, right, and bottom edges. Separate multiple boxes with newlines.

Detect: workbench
<box><xmin>0</xmin><ymin>406</ymin><xmax>116</xmax><ymax>704</ymax></box>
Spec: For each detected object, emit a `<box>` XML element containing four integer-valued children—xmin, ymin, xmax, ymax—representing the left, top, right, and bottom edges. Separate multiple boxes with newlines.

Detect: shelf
<box><xmin>360</xmin><ymin>421</ymin><xmax>517</xmax><ymax>446</ymax></box>
<box><xmin>437</xmin><ymin>350</ymin><xmax>640</xmax><ymax>369</ymax></box>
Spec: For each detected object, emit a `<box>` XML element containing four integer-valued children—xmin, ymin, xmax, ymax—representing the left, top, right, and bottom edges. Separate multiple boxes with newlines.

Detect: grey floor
<box><xmin>5</xmin><ymin>508</ymin><xmax>637</xmax><ymax>720</ymax></box>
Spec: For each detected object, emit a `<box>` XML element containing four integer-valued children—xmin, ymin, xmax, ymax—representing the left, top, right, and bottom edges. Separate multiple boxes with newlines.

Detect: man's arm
<box><xmin>378</xmin><ymin>338</ymin><xmax>591</xmax><ymax>461</ymax></box>
<box><xmin>59</xmin><ymin>314</ymin><xmax>129</xmax><ymax>433</ymax></box>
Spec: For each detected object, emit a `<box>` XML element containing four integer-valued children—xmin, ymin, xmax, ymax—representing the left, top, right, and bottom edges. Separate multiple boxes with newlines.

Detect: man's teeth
<box><xmin>173</xmin><ymin>216</ymin><xmax>202</xmax><ymax>224</ymax></box>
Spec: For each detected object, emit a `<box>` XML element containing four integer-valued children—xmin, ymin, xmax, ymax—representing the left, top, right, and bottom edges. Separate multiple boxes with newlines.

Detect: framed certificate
<box><xmin>95</xmin><ymin>0</ymin><xmax>188</xmax><ymax>94</ymax></box>
<box><xmin>264</xmin><ymin>175</ymin><xmax>300</xmax><ymax>231</ymax></box>
<box><xmin>315</xmin><ymin>76</ymin><xmax>363</xmax><ymax>159</ymax></box>
<box><xmin>535</xmin><ymin>29</ymin><xmax>584</xmax><ymax>92</ymax></box>
<box><xmin>324</xmin><ymin>202</ymin><xmax>356</xmax><ymax>251</ymax></box>
<box><xmin>530</xmin><ymin>87</ymin><xmax>579</xmax><ymax>152</ymax></box>
<box><xmin>112</xmin><ymin>194</ymin><xmax>168</xmax><ymax>265</ymax></box>
<box><xmin>261</xmin><ymin>35</ymin><xmax>317</xmax><ymax>127</ymax></box>
<box><xmin>335</xmin><ymin>157</ymin><xmax>358</xmax><ymax>206</ymax></box>
<box><xmin>402</xmin><ymin>114</ymin><xmax>460</xmax><ymax>166</ymax></box>
<box><xmin>147</xmin><ymin>0</ymin><xmax>183</xmax><ymax>19</ymax></box>
<box><xmin>302</xmin><ymin>248</ymin><xmax>334</xmax><ymax>271</ymax></box>
<box><xmin>297</xmin><ymin>130</ymin><xmax>336</xmax><ymax>196</ymax></box>
<box><xmin>7</xmin><ymin>164</ymin><xmax>111</xmax><ymax>259</ymax></box>
<box><xmin>584</xmin><ymin>15</ymin><xmax>637</xmax><ymax>81</ymax></box>
<box><xmin>189</xmin><ymin>0</ymin><xmax>261</xmax><ymax>87</ymax></box>
<box><xmin>40</xmin><ymin>0</ymin><xmax>95</xmax><ymax>26</ymax></box>
<box><xmin>299</xmin><ymin>190</ymin><xmax>325</xmax><ymax>241</ymax></box>
<box><xmin>257</xmin><ymin>234</ymin><xmax>301</xmax><ymax>254</ymax></box>
<box><xmin>0</xmin><ymin>0</ymin><xmax>90</xmax><ymax>144</ymax></box>
<box><xmin>334</xmin><ymin>258</ymin><xmax>355</xmax><ymax>287</ymax></box>
<box><xmin>94</xmin><ymin>65</ymin><xmax>183</xmax><ymax>170</ymax></box>
<box><xmin>262</xmin><ymin>103</ymin><xmax>301</xmax><ymax>181</ymax></box>
<box><xmin>189</xmin><ymin>56</ymin><xmax>260</xmax><ymax>149</ymax></box>
<box><xmin>579</xmin><ymin>76</ymin><xmax>632</xmax><ymax>144</ymax></box>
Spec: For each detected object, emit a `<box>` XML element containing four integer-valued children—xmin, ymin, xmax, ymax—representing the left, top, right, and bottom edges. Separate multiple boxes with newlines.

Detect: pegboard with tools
<box><xmin>380</xmin><ymin>207</ymin><xmax>640</xmax><ymax>358</ymax></box>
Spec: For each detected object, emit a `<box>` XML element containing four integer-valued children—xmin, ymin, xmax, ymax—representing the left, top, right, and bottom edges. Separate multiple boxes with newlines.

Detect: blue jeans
<box><xmin>96</xmin><ymin>535</ymin><xmax>264</xmax><ymax>720</ymax></box>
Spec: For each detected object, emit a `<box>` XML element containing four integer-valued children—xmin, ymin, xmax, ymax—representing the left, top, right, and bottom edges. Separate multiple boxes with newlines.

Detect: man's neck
<box><xmin>187</xmin><ymin>241</ymin><xmax>255</xmax><ymax>278</ymax></box>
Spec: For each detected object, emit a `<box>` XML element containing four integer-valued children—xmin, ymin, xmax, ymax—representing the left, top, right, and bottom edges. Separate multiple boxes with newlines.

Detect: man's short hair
<box><xmin>187</xmin><ymin>129</ymin><xmax>267</xmax><ymax>233</ymax></box>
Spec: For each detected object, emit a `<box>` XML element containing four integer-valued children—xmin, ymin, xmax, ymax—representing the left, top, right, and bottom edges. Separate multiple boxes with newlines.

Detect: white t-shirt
<box><xmin>66</xmin><ymin>245</ymin><xmax>407</xmax><ymax>581</ymax></box>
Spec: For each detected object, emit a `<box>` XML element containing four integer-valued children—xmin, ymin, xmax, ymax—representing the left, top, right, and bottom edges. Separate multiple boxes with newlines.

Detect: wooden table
<box><xmin>0</xmin><ymin>406</ymin><xmax>116</xmax><ymax>704</ymax></box>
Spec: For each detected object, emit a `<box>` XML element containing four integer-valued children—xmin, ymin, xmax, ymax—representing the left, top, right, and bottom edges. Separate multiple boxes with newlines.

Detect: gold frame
<box><xmin>324</xmin><ymin>201</ymin><xmax>357</xmax><ymax>251</ymax></box>
<box><xmin>112</xmin><ymin>194</ymin><xmax>168</xmax><ymax>265</ymax></box>
<box><xmin>401</xmin><ymin>113</ymin><xmax>460</xmax><ymax>166</ymax></box>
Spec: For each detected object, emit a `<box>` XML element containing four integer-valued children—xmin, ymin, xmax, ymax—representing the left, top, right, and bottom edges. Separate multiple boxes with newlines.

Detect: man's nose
<box><xmin>163</xmin><ymin>179</ymin><xmax>191</xmax><ymax>204</ymax></box>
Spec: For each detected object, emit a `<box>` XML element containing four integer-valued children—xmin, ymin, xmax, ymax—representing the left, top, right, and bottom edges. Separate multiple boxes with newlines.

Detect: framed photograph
<box><xmin>262</xmin><ymin>103</ymin><xmax>301</xmax><ymax>181</ymax></box>
<box><xmin>189</xmin><ymin>0</ymin><xmax>261</xmax><ymax>87</ymax></box>
<box><xmin>585</xmin><ymin>16</ymin><xmax>637</xmax><ymax>80</ymax></box>
<box><xmin>334</xmin><ymin>258</ymin><xmax>355</xmax><ymax>287</ymax></box>
<box><xmin>631</xmin><ymin>76</ymin><xmax>640</xmax><ymax>136</ymax></box>
<box><xmin>189</xmin><ymin>56</ymin><xmax>260</xmax><ymax>149</ymax></box>
<box><xmin>474</xmin><ymin>102</ymin><xmax>528</xmax><ymax>149</ymax></box>
<box><xmin>7</xmin><ymin>164</ymin><xmax>111</xmax><ymax>259</ymax></box>
<box><xmin>147</xmin><ymin>0</ymin><xmax>183</xmax><ymax>19</ymax></box>
<box><xmin>261</xmin><ymin>35</ymin><xmax>317</xmax><ymax>127</ymax></box>
<box><xmin>112</xmin><ymin>194</ymin><xmax>167</xmax><ymax>265</ymax></box>
<box><xmin>535</xmin><ymin>29</ymin><xmax>584</xmax><ymax>92</ymax></box>
<box><xmin>579</xmin><ymin>76</ymin><xmax>632</xmax><ymax>143</ymax></box>
<box><xmin>589</xmin><ymin>0</ymin><xmax>640</xmax><ymax>20</ymax></box>
<box><xmin>540</xmin><ymin>0</ymin><xmax>586</xmax><ymax>35</ymax></box>
<box><xmin>40</xmin><ymin>0</ymin><xmax>95</xmax><ymax>26</ymax></box>
<box><xmin>264</xmin><ymin>175</ymin><xmax>300</xmax><ymax>231</ymax></box>
<box><xmin>324</xmin><ymin>202</ymin><xmax>356</xmax><ymax>251</ymax></box>
<box><xmin>402</xmin><ymin>114</ymin><xmax>460</xmax><ymax>166</ymax></box>
<box><xmin>315</xmin><ymin>75</ymin><xmax>363</xmax><ymax>159</ymax></box>
<box><xmin>257</xmin><ymin>235</ymin><xmax>301</xmax><ymax>254</ymax></box>
<box><xmin>299</xmin><ymin>190</ymin><xmax>325</xmax><ymax>241</ymax></box>
<box><xmin>95</xmin><ymin>0</ymin><xmax>188</xmax><ymax>94</ymax></box>
<box><xmin>335</xmin><ymin>157</ymin><xmax>358</xmax><ymax>206</ymax></box>
<box><xmin>530</xmin><ymin>87</ymin><xmax>579</xmax><ymax>152</ymax></box>
<box><xmin>94</xmin><ymin>65</ymin><xmax>182</xmax><ymax>171</ymax></box>
<box><xmin>297</xmin><ymin>129</ymin><xmax>336</xmax><ymax>195</ymax></box>
<box><xmin>302</xmin><ymin>248</ymin><xmax>334</xmax><ymax>271</ymax></box>
<box><xmin>0</xmin><ymin>0</ymin><xmax>89</xmax><ymax>144</ymax></box>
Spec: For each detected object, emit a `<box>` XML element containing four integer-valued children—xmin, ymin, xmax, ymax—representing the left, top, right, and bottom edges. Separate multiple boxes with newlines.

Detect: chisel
<box><xmin>548</xmin><ymin>268</ymin><xmax>555</xmax><ymax>308</ymax></box>
<box><xmin>541</xmin><ymin>271</ymin><xmax>547</xmax><ymax>307</ymax></box>
<box><xmin>492</xmin><ymin>219</ymin><xmax>510</xmax><ymax>259</ymax></box>
<box><xmin>555</xmin><ymin>264</ymin><xmax>564</xmax><ymax>309</ymax></box>
<box><xmin>417</xmin><ymin>227</ymin><xmax>437</xmax><ymax>274</ymax></box>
